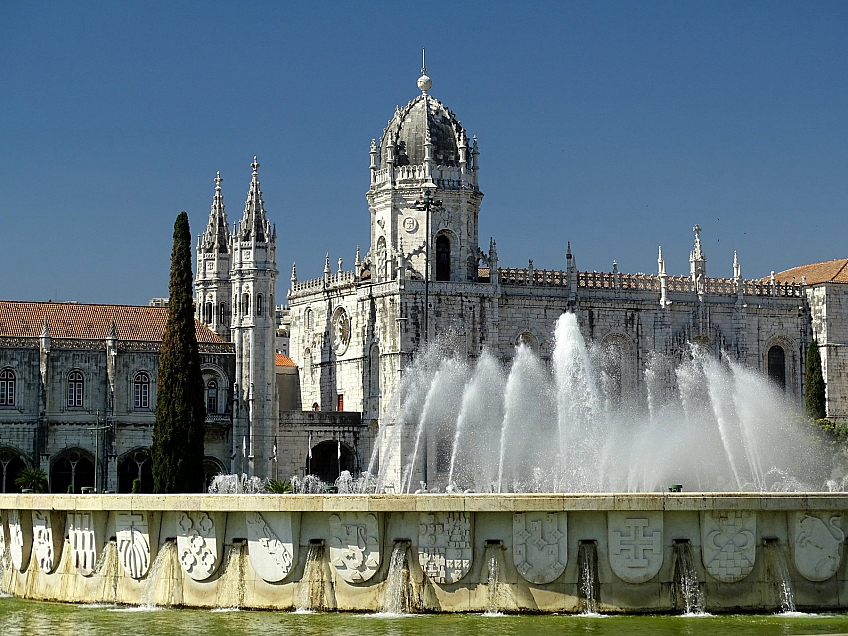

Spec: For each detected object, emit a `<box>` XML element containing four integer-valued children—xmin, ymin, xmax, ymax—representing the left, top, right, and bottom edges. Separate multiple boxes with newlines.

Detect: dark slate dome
<box><xmin>380</xmin><ymin>92</ymin><xmax>467</xmax><ymax>168</ymax></box>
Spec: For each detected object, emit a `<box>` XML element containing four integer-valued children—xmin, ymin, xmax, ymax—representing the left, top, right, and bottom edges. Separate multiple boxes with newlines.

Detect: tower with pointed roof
<box><xmin>196</xmin><ymin>172</ymin><xmax>233</xmax><ymax>340</ymax></box>
<box><xmin>229</xmin><ymin>157</ymin><xmax>279</xmax><ymax>477</ymax></box>
<box><xmin>366</xmin><ymin>54</ymin><xmax>484</xmax><ymax>285</ymax></box>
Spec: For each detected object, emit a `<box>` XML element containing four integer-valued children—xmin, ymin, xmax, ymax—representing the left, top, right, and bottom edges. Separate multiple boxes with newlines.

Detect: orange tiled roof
<box><xmin>276</xmin><ymin>353</ymin><xmax>296</xmax><ymax>367</ymax></box>
<box><xmin>772</xmin><ymin>258</ymin><xmax>848</xmax><ymax>285</ymax></box>
<box><xmin>0</xmin><ymin>301</ymin><xmax>223</xmax><ymax>342</ymax></box>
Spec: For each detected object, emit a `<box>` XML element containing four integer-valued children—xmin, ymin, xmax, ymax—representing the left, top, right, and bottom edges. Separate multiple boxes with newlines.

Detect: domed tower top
<box><xmin>371</xmin><ymin>53</ymin><xmax>479</xmax><ymax>192</ymax></box>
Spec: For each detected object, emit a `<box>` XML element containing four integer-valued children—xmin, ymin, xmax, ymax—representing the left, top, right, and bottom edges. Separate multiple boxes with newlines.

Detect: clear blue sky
<box><xmin>2</xmin><ymin>2</ymin><xmax>846</xmax><ymax>305</ymax></box>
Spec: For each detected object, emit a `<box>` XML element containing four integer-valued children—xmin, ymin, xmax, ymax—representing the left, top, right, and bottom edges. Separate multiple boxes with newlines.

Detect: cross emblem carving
<box><xmin>611</xmin><ymin>518</ymin><xmax>661</xmax><ymax>567</ymax></box>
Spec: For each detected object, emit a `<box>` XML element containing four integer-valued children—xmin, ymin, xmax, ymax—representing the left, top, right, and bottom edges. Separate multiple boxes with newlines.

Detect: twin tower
<box><xmin>194</xmin><ymin>157</ymin><xmax>279</xmax><ymax>477</ymax></box>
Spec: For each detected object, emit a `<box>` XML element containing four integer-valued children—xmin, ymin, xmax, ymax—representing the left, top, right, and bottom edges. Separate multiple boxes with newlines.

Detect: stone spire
<box><xmin>238</xmin><ymin>157</ymin><xmax>272</xmax><ymax>243</ymax></box>
<box><xmin>290</xmin><ymin>262</ymin><xmax>297</xmax><ymax>286</ymax></box>
<box><xmin>689</xmin><ymin>224</ymin><xmax>706</xmax><ymax>289</ymax></box>
<box><xmin>201</xmin><ymin>172</ymin><xmax>230</xmax><ymax>252</ymax></box>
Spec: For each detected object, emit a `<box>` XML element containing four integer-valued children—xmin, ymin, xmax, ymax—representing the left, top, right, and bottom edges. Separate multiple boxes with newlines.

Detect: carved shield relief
<box><xmin>32</xmin><ymin>510</ymin><xmax>64</xmax><ymax>574</ymax></box>
<box><xmin>513</xmin><ymin>512</ymin><xmax>567</xmax><ymax>584</ymax></box>
<box><xmin>328</xmin><ymin>512</ymin><xmax>381</xmax><ymax>583</ymax></box>
<box><xmin>418</xmin><ymin>512</ymin><xmax>473</xmax><ymax>584</ymax></box>
<box><xmin>794</xmin><ymin>512</ymin><xmax>844</xmax><ymax>582</ymax></box>
<box><xmin>608</xmin><ymin>511</ymin><xmax>663</xmax><ymax>583</ymax></box>
<box><xmin>176</xmin><ymin>511</ymin><xmax>222</xmax><ymax>581</ymax></box>
<box><xmin>246</xmin><ymin>511</ymin><xmax>296</xmax><ymax>582</ymax></box>
<box><xmin>116</xmin><ymin>511</ymin><xmax>154</xmax><ymax>579</ymax></box>
<box><xmin>8</xmin><ymin>509</ymin><xmax>32</xmax><ymax>572</ymax></box>
<box><xmin>701</xmin><ymin>510</ymin><xmax>756</xmax><ymax>582</ymax></box>
<box><xmin>69</xmin><ymin>512</ymin><xmax>104</xmax><ymax>576</ymax></box>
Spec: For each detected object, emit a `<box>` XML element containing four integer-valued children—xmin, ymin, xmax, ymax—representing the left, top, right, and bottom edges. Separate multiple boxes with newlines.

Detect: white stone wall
<box><xmin>807</xmin><ymin>284</ymin><xmax>848</xmax><ymax>422</ymax></box>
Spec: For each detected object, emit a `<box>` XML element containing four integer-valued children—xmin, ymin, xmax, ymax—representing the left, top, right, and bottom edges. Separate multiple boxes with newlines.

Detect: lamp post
<box><xmin>414</xmin><ymin>190</ymin><xmax>442</xmax><ymax>345</ymax></box>
<box><xmin>87</xmin><ymin>410</ymin><xmax>111</xmax><ymax>493</ymax></box>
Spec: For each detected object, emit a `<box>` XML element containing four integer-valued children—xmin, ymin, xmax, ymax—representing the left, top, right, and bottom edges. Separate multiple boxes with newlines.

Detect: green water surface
<box><xmin>2</xmin><ymin>596</ymin><xmax>848</xmax><ymax>636</ymax></box>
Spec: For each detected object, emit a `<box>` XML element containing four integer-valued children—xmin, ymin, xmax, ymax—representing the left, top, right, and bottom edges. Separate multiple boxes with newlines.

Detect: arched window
<box><xmin>0</xmin><ymin>369</ymin><xmax>15</xmax><ymax>407</ymax></box>
<box><xmin>369</xmin><ymin>345</ymin><xmax>380</xmax><ymax>398</ymax></box>
<box><xmin>233</xmin><ymin>295</ymin><xmax>239</xmax><ymax>317</ymax></box>
<box><xmin>220</xmin><ymin>302</ymin><xmax>227</xmax><ymax>324</ymax></box>
<box><xmin>436</xmin><ymin>235</ymin><xmax>451</xmax><ymax>281</ymax></box>
<box><xmin>205</xmin><ymin>301</ymin><xmax>213</xmax><ymax>324</ymax></box>
<box><xmin>768</xmin><ymin>345</ymin><xmax>786</xmax><ymax>391</ymax></box>
<box><xmin>243</xmin><ymin>293</ymin><xmax>250</xmax><ymax>315</ymax></box>
<box><xmin>68</xmin><ymin>371</ymin><xmax>84</xmax><ymax>407</ymax></box>
<box><xmin>305</xmin><ymin>308</ymin><xmax>313</xmax><ymax>329</ymax></box>
<box><xmin>133</xmin><ymin>372</ymin><xmax>150</xmax><ymax>409</ymax></box>
<box><xmin>206</xmin><ymin>379</ymin><xmax>218</xmax><ymax>415</ymax></box>
<box><xmin>257</xmin><ymin>294</ymin><xmax>263</xmax><ymax>316</ymax></box>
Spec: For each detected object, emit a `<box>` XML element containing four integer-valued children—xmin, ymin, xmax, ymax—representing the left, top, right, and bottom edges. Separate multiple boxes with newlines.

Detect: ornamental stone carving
<box><xmin>418</xmin><ymin>512</ymin><xmax>473</xmax><ymax>584</ymax></box>
<box><xmin>116</xmin><ymin>511</ymin><xmax>153</xmax><ymax>579</ymax></box>
<box><xmin>793</xmin><ymin>512</ymin><xmax>844</xmax><ymax>582</ymax></box>
<box><xmin>331</xmin><ymin>307</ymin><xmax>351</xmax><ymax>355</ymax></box>
<box><xmin>32</xmin><ymin>510</ymin><xmax>64</xmax><ymax>573</ymax></box>
<box><xmin>246</xmin><ymin>511</ymin><xmax>295</xmax><ymax>582</ymax></box>
<box><xmin>69</xmin><ymin>512</ymin><xmax>102</xmax><ymax>576</ymax></box>
<box><xmin>513</xmin><ymin>512</ymin><xmax>567</xmax><ymax>584</ymax></box>
<box><xmin>177</xmin><ymin>511</ymin><xmax>221</xmax><ymax>581</ymax></box>
<box><xmin>608</xmin><ymin>511</ymin><xmax>663</xmax><ymax>583</ymax></box>
<box><xmin>328</xmin><ymin>512</ymin><xmax>380</xmax><ymax>583</ymax></box>
<box><xmin>701</xmin><ymin>510</ymin><xmax>756</xmax><ymax>582</ymax></box>
<box><xmin>8</xmin><ymin>509</ymin><xmax>32</xmax><ymax>572</ymax></box>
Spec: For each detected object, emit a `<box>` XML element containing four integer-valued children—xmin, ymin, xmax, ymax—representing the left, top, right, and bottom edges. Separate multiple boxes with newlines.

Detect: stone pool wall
<box><xmin>0</xmin><ymin>493</ymin><xmax>846</xmax><ymax>613</ymax></box>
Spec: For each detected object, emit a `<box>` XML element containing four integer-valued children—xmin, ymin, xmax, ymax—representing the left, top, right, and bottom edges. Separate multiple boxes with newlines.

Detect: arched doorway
<box><xmin>0</xmin><ymin>448</ymin><xmax>28</xmax><ymax>493</ymax></box>
<box><xmin>51</xmin><ymin>449</ymin><xmax>95</xmax><ymax>493</ymax></box>
<box><xmin>204</xmin><ymin>456</ymin><xmax>226</xmax><ymax>491</ymax></box>
<box><xmin>436</xmin><ymin>235</ymin><xmax>451</xmax><ymax>281</ymax></box>
<box><xmin>768</xmin><ymin>345</ymin><xmax>786</xmax><ymax>391</ymax></box>
<box><xmin>118</xmin><ymin>449</ymin><xmax>153</xmax><ymax>493</ymax></box>
<box><xmin>307</xmin><ymin>440</ymin><xmax>355</xmax><ymax>483</ymax></box>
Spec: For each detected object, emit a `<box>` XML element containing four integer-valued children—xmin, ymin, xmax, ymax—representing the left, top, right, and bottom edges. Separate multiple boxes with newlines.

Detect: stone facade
<box><xmin>0</xmin><ymin>303</ymin><xmax>235</xmax><ymax>493</ymax></box>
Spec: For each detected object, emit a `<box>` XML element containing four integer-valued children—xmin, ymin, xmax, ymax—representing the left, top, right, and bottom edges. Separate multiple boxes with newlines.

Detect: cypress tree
<box><xmin>805</xmin><ymin>338</ymin><xmax>827</xmax><ymax>421</ymax></box>
<box><xmin>152</xmin><ymin>211</ymin><xmax>206</xmax><ymax>493</ymax></box>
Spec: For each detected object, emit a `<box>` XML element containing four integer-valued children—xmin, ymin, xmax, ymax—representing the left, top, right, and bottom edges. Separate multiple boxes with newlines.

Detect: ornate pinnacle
<box><xmin>251</xmin><ymin>156</ymin><xmax>259</xmax><ymax>175</ymax></box>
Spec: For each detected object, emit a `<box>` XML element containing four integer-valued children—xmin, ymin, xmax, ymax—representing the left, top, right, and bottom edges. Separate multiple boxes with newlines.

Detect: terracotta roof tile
<box><xmin>0</xmin><ymin>301</ymin><xmax>222</xmax><ymax>342</ymax></box>
<box><xmin>276</xmin><ymin>353</ymin><xmax>296</xmax><ymax>367</ymax></box>
<box><xmin>772</xmin><ymin>258</ymin><xmax>848</xmax><ymax>285</ymax></box>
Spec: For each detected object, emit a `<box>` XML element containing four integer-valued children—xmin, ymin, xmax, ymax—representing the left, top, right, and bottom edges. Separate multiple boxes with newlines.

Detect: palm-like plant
<box><xmin>15</xmin><ymin>467</ymin><xmax>48</xmax><ymax>493</ymax></box>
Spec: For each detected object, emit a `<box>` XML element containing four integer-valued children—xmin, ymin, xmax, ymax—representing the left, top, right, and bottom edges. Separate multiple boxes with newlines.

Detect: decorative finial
<box><xmin>291</xmin><ymin>262</ymin><xmax>297</xmax><ymax>284</ymax></box>
<box><xmin>215</xmin><ymin>171</ymin><xmax>223</xmax><ymax>189</ymax></box>
<box><xmin>417</xmin><ymin>48</ymin><xmax>432</xmax><ymax>94</ymax></box>
<box><xmin>251</xmin><ymin>156</ymin><xmax>259</xmax><ymax>175</ymax></box>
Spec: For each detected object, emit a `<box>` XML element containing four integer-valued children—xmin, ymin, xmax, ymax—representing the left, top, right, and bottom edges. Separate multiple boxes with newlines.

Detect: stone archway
<box><xmin>117</xmin><ymin>448</ymin><xmax>153</xmax><ymax>493</ymax></box>
<box><xmin>0</xmin><ymin>447</ymin><xmax>29</xmax><ymax>494</ymax></box>
<box><xmin>307</xmin><ymin>440</ymin><xmax>356</xmax><ymax>484</ymax></box>
<box><xmin>50</xmin><ymin>448</ymin><xmax>95</xmax><ymax>494</ymax></box>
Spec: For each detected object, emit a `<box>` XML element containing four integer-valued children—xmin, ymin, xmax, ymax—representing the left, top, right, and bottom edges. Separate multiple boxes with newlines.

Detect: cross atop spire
<box><xmin>417</xmin><ymin>48</ymin><xmax>432</xmax><ymax>94</ymax></box>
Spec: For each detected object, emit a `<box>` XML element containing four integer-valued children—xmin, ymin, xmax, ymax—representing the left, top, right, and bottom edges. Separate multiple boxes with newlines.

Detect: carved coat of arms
<box><xmin>8</xmin><ymin>509</ymin><xmax>32</xmax><ymax>572</ymax></box>
<box><xmin>608</xmin><ymin>511</ymin><xmax>663</xmax><ymax>583</ymax></box>
<box><xmin>701</xmin><ymin>510</ymin><xmax>756</xmax><ymax>582</ymax></box>
<box><xmin>328</xmin><ymin>512</ymin><xmax>381</xmax><ymax>583</ymax></box>
<box><xmin>246</xmin><ymin>511</ymin><xmax>295</xmax><ymax>582</ymax></box>
<box><xmin>177</xmin><ymin>511</ymin><xmax>221</xmax><ymax>581</ymax></box>
<box><xmin>69</xmin><ymin>512</ymin><xmax>99</xmax><ymax>576</ymax></box>
<box><xmin>794</xmin><ymin>512</ymin><xmax>844</xmax><ymax>582</ymax></box>
<box><xmin>116</xmin><ymin>511</ymin><xmax>153</xmax><ymax>579</ymax></box>
<box><xmin>513</xmin><ymin>512</ymin><xmax>567</xmax><ymax>584</ymax></box>
<box><xmin>32</xmin><ymin>510</ymin><xmax>63</xmax><ymax>573</ymax></box>
<box><xmin>418</xmin><ymin>512</ymin><xmax>473</xmax><ymax>584</ymax></box>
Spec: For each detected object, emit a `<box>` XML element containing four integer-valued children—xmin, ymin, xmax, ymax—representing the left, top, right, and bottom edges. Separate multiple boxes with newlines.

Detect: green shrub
<box><xmin>132</xmin><ymin>478</ymin><xmax>141</xmax><ymax>494</ymax></box>
<box><xmin>266</xmin><ymin>479</ymin><xmax>293</xmax><ymax>494</ymax></box>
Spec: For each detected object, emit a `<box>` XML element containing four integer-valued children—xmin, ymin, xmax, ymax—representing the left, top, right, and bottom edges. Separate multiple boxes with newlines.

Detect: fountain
<box><xmin>483</xmin><ymin>541</ymin><xmax>503</xmax><ymax>615</ymax></box>
<box><xmin>380</xmin><ymin>540</ymin><xmax>412</xmax><ymax>615</ymax></box>
<box><xmin>296</xmin><ymin>540</ymin><xmax>327</xmax><ymax>612</ymax></box>
<box><xmin>673</xmin><ymin>540</ymin><xmax>705</xmax><ymax>614</ymax></box>
<box><xmin>216</xmin><ymin>541</ymin><xmax>247</xmax><ymax>610</ymax></box>
<box><xmin>95</xmin><ymin>540</ymin><xmax>119</xmax><ymax>604</ymax></box>
<box><xmin>140</xmin><ymin>539</ymin><xmax>179</xmax><ymax>608</ymax></box>
<box><xmin>373</xmin><ymin>313</ymin><xmax>832</xmax><ymax>493</ymax></box>
<box><xmin>763</xmin><ymin>539</ymin><xmax>795</xmax><ymax>613</ymax></box>
<box><xmin>577</xmin><ymin>541</ymin><xmax>599</xmax><ymax>614</ymax></box>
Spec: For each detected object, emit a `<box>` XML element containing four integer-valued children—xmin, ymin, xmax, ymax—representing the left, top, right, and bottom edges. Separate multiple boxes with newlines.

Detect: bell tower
<box><xmin>366</xmin><ymin>57</ymin><xmax>484</xmax><ymax>284</ymax></box>
<box><xmin>229</xmin><ymin>157</ymin><xmax>279</xmax><ymax>478</ymax></box>
<box><xmin>196</xmin><ymin>171</ymin><xmax>232</xmax><ymax>341</ymax></box>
